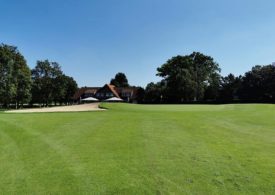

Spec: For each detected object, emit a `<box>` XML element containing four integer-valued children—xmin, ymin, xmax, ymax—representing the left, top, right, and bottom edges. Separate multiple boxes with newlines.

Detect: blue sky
<box><xmin>1</xmin><ymin>0</ymin><xmax>275</xmax><ymax>87</ymax></box>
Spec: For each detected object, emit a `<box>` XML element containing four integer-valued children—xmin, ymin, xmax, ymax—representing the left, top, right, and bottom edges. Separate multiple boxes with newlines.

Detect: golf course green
<box><xmin>0</xmin><ymin>103</ymin><xmax>274</xmax><ymax>194</ymax></box>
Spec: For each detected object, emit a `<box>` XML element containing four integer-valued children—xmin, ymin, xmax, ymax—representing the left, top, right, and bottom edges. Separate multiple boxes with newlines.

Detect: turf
<box><xmin>0</xmin><ymin>103</ymin><xmax>274</xmax><ymax>194</ymax></box>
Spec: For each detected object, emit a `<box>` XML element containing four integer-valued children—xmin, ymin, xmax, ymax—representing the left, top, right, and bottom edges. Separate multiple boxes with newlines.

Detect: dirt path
<box><xmin>5</xmin><ymin>103</ymin><xmax>104</xmax><ymax>113</ymax></box>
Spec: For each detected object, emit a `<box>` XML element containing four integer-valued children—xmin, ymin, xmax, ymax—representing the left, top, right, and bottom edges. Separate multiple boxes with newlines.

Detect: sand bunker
<box><xmin>5</xmin><ymin>103</ymin><xmax>104</xmax><ymax>113</ymax></box>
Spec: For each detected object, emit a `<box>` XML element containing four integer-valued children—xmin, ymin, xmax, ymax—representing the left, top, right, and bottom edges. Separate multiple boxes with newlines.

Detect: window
<box><xmin>122</xmin><ymin>92</ymin><xmax>131</xmax><ymax>97</ymax></box>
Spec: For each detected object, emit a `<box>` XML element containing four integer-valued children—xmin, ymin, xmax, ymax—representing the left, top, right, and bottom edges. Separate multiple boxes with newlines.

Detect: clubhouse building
<box><xmin>73</xmin><ymin>84</ymin><xmax>138</xmax><ymax>102</ymax></box>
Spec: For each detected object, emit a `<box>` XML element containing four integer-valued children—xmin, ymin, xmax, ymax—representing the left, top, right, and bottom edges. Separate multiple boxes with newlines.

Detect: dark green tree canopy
<box><xmin>219</xmin><ymin>73</ymin><xmax>242</xmax><ymax>101</ymax></box>
<box><xmin>64</xmin><ymin>76</ymin><xmax>78</xmax><ymax>103</ymax></box>
<box><xmin>110</xmin><ymin>72</ymin><xmax>130</xmax><ymax>87</ymax></box>
<box><xmin>156</xmin><ymin>52</ymin><xmax>221</xmax><ymax>102</ymax></box>
<box><xmin>239</xmin><ymin>65</ymin><xmax>275</xmax><ymax>101</ymax></box>
<box><xmin>31</xmin><ymin>60</ymin><xmax>63</xmax><ymax>105</ymax></box>
<box><xmin>31</xmin><ymin>60</ymin><xmax>77</xmax><ymax>106</ymax></box>
<box><xmin>144</xmin><ymin>81</ymin><xmax>166</xmax><ymax>103</ymax></box>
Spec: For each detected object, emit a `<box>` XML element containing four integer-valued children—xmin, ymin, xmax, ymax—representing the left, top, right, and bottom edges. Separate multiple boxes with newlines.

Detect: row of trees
<box><xmin>0</xmin><ymin>44</ymin><xmax>77</xmax><ymax>108</ymax></box>
<box><xmin>141</xmin><ymin>52</ymin><xmax>275</xmax><ymax>103</ymax></box>
<box><xmin>31</xmin><ymin>60</ymin><xmax>78</xmax><ymax>106</ymax></box>
<box><xmin>1</xmin><ymin>43</ymin><xmax>274</xmax><ymax>106</ymax></box>
<box><xmin>107</xmin><ymin>52</ymin><xmax>275</xmax><ymax>104</ymax></box>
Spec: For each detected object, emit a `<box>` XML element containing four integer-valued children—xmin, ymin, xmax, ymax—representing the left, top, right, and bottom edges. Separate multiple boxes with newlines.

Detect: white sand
<box><xmin>5</xmin><ymin>103</ymin><xmax>104</xmax><ymax>113</ymax></box>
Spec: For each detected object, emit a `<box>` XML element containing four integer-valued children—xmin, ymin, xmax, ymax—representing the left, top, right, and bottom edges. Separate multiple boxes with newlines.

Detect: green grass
<box><xmin>0</xmin><ymin>103</ymin><xmax>274</xmax><ymax>194</ymax></box>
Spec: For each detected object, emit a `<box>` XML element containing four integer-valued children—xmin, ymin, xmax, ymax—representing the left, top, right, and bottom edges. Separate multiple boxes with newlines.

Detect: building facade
<box><xmin>73</xmin><ymin>84</ymin><xmax>138</xmax><ymax>102</ymax></box>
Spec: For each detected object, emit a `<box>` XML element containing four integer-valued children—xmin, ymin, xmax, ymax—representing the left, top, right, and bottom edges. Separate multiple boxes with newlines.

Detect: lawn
<box><xmin>0</xmin><ymin>103</ymin><xmax>274</xmax><ymax>194</ymax></box>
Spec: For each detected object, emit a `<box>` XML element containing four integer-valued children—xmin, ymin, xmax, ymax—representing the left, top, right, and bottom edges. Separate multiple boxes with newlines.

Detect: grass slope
<box><xmin>0</xmin><ymin>103</ymin><xmax>274</xmax><ymax>194</ymax></box>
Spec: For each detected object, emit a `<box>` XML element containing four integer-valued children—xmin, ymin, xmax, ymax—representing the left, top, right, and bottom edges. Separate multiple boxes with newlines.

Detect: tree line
<box><xmin>0</xmin><ymin>44</ymin><xmax>77</xmax><ymax>108</ymax></box>
<box><xmin>138</xmin><ymin>52</ymin><xmax>275</xmax><ymax>103</ymax></box>
<box><xmin>1</xmin><ymin>43</ymin><xmax>274</xmax><ymax>106</ymax></box>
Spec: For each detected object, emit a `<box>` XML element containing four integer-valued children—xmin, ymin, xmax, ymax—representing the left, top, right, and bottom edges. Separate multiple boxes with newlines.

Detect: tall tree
<box><xmin>204</xmin><ymin>72</ymin><xmax>221</xmax><ymax>101</ymax></box>
<box><xmin>31</xmin><ymin>60</ymin><xmax>78</xmax><ymax>106</ymax></box>
<box><xmin>52</xmin><ymin>74</ymin><xmax>68</xmax><ymax>105</ymax></box>
<box><xmin>219</xmin><ymin>73</ymin><xmax>242</xmax><ymax>101</ymax></box>
<box><xmin>239</xmin><ymin>65</ymin><xmax>275</xmax><ymax>102</ymax></box>
<box><xmin>31</xmin><ymin>60</ymin><xmax>63</xmax><ymax>106</ymax></box>
<box><xmin>156</xmin><ymin>52</ymin><xmax>221</xmax><ymax>102</ymax></box>
<box><xmin>144</xmin><ymin>81</ymin><xmax>166</xmax><ymax>103</ymax></box>
<box><xmin>110</xmin><ymin>72</ymin><xmax>130</xmax><ymax>87</ymax></box>
<box><xmin>0</xmin><ymin>44</ymin><xmax>32</xmax><ymax>108</ymax></box>
<box><xmin>53</xmin><ymin>75</ymin><xmax>78</xmax><ymax>104</ymax></box>
<box><xmin>64</xmin><ymin>76</ymin><xmax>78</xmax><ymax>104</ymax></box>
<box><xmin>135</xmin><ymin>87</ymin><xmax>145</xmax><ymax>103</ymax></box>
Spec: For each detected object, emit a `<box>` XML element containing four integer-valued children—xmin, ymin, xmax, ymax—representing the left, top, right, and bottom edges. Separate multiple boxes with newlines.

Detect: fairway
<box><xmin>0</xmin><ymin>104</ymin><xmax>274</xmax><ymax>194</ymax></box>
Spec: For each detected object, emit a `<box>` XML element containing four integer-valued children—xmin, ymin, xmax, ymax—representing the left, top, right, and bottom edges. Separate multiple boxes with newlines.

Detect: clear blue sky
<box><xmin>1</xmin><ymin>0</ymin><xmax>275</xmax><ymax>87</ymax></box>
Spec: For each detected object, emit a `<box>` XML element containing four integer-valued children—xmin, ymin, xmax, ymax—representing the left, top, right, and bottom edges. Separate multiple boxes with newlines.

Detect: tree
<box><xmin>144</xmin><ymin>81</ymin><xmax>166</xmax><ymax>103</ymax></box>
<box><xmin>135</xmin><ymin>87</ymin><xmax>145</xmax><ymax>103</ymax></box>
<box><xmin>0</xmin><ymin>44</ymin><xmax>32</xmax><ymax>108</ymax></box>
<box><xmin>204</xmin><ymin>72</ymin><xmax>221</xmax><ymax>101</ymax></box>
<box><xmin>64</xmin><ymin>76</ymin><xmax>78</xmax><ymax>104</ymax></box>
<box><xmin>51</xmin><ymin>75</ymin><xmax>78</xmax><ymax>105</ymax></box>
<box><xmin>156</xmin><ymin>52</ymin><xmax>221</xmax><ymax>102</ymax></box>
<box><xmin>52</xmin><ymin>74</ymin><xmax>68</xmax><ymax>105</ymax></box>
<box><xmin>31</xmin><ymin>60</ymin><xmax>63</xmax><ymax>106</ymax></box>
<box><xmin>31</xmin><ymin>60</ymin><xmax>78</xmax><ymax>106</ymax></box>
<box><xmin>219</xmin><ymin>73</ymin><xmax>242</xmax><ymax>102</ymax></box>
<box><xmin>110</xmin><ymin>72</ymin><xmax>130</xmax><ymax>87</ymax></box>
<box><xmin>239</xmin><ymin>65</ymin><xmax>275</xmax><ymax>102</ymax></box>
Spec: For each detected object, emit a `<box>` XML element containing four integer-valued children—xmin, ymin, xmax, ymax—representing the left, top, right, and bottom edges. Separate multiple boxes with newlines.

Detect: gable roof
<box><xmin>85</xmin><ymin>88</ymin><xmax>99</xmax><ymax>94</ymax></box>
<box><xmin>106</xmin><ymin>84</ymin><xmax>120</xmax><ymax>98</ymax></box>
<box><xmin>116</xmin><ymin>87</ymin><xmax>137</xmax><ymax>93</ymax></box>
<box><xmin>73</xmin><ymin>84</ymin><xmax>140</xmax><ymax>101</ymax></box>
<box><xmin>73</xmin><ymin>87</ymin><xmax>100</xmax><ymax>100</ymax></box>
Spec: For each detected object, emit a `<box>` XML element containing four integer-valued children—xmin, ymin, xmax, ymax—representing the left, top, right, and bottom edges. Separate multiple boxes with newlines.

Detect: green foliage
<box><xmin>204</xmin><ymin>72</ymin><xmax>221</xmax><ymax>100</ymax></box>
<box><xmin>63</xmin><ymin>76</ymin><xmax>78</xmax><ymax>103</ymax></box>
<box><xmin>135</xmin><ymin>87</ymin><xmax>145</xmax><ymax>103</ymax></box>
<box><xmin>53</xmin><ymin>75</ymin><xmax>78</xmax><ymax>104</ymax></box>
<box><xmin>144</xmin><ymin>81</ymin><xmax>166</xmax><ymax>103</ymax></box>
<box><xmin>239</xmin><ymin>65</ymin><xmax>275</xmax><ymax>101</ymax></box>
<box><xmin>110</xmin><ymin>72</ymin><xmax>130</xmax><ymax>87</ymax></box>
<box><xmin>31</xmin><ymin>60</ymin><xmax>62</xmax><ymax>105</ymax></box>
<box><xmin>31</xmin><ymin>60</ymin><xmax>78</xmax><ymax>105</ymax></box>
<box><xmin>0</xmin><ymin>44</ymin><xmax>32</xmax><ymax>107</ymax></box>
<box><xmin>156</xmin><ymin>52</ymin><xmax>221</xmax><ymax>102</ymax></box>
<box><xmin>0</xmin><ymin>103</ymin><xmax>274</xmax><ymax>194</ymax></box>
<box><xmin>219</xmin><ymin>73</ymin><xmax>242</xmax><ymax>101</ymax></box>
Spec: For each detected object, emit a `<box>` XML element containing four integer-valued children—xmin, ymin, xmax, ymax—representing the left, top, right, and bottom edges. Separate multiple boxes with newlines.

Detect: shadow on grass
<box><xmin>98</xmin><ymin>103</ymin><xmax>109</xmax><ymax>110</ymax></box>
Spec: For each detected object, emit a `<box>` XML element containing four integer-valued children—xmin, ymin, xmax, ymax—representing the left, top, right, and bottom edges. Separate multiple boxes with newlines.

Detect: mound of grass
<box><xmin>0</xmin><ymin>103</ymin><xmax>274</xmax><ymax>194</ymax></box>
